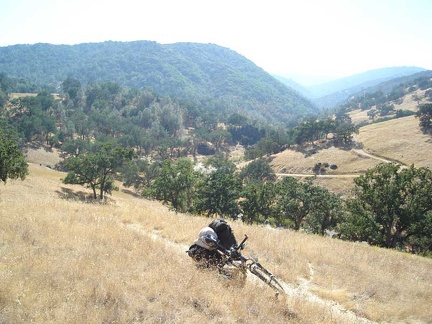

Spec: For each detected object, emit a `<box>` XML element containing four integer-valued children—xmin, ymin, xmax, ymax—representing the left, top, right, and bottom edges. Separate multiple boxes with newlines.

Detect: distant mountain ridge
<box><xmin>272</xmin><ymin>74</ymin><xmax>312</xmax><ymax>99</ymax></box>
<box><xmin>308</xmin><ymin>66</ymin><xmax>427</xmax><ymax>108</ymax></box>
<box><xmin>0</xmin><ymin>41</ymin><xmax>317</xmax><ymax>123</ymax></box>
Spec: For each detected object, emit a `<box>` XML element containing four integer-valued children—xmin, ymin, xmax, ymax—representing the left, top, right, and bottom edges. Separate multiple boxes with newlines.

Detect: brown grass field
<box><xmin>2</xmin><ymin>92</ymin><xmax>432</xmax><ymax>323</ymax></box>
<box><xmin>357</xmin><ymin>116</ymin><xmax>432</xmax><ymax>169</ymax></box>
<box><xmin>1</xmin><ymin>163</ymin><xmax>432</xmax><ymax>323</ymax></box>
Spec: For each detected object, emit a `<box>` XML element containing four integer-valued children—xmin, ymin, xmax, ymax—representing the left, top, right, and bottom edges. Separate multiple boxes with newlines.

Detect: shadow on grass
<box><xmin>293</xmin><ymin>140</ymin><xmax>359</xmax><ymax>157</ymax></box>
<box><xmin>56</xmin><ymin>187</ymin><xmax>113</xmax><ymax>204</ymax></box>
<box><xmin>25</xmin><ymin>141</ymin><xmax>54</xmax><ymax>152</ymax></box>
<box><xmin>121</xmin><ymin>188</ymin><xmax>143</xmax><ymax>198</ymax></box>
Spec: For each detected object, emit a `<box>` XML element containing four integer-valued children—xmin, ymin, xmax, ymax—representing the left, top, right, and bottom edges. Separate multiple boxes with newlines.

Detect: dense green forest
<box><xmin>1</xmin><ymin>71</ymin><xmax>431</xmax><ymax>255</ymax></box>
<box><xmin>0</xmin><ymin>41</ymin><xmax>318</xmax><ymax>124</ymax></box>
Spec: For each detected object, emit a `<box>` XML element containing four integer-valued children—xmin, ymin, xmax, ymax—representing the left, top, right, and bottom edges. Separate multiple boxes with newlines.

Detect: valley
<box><xmin>1</xmin><ymin>39</ymin><xmax>432</xmax><ymax>323</ymax></box>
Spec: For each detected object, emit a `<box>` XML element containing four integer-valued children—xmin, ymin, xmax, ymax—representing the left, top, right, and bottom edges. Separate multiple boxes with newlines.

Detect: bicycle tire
<box><xmin>248</xmin><ymin>262</ymin><xmax>285</xmax><ymax>294</ymax></box>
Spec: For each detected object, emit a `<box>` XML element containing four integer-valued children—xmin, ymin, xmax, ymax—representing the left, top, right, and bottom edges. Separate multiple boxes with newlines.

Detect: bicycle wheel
<box><xmin>248</xmin><ymin>262</ymin><xmax>285</xmax><ymax>294</ymax></box>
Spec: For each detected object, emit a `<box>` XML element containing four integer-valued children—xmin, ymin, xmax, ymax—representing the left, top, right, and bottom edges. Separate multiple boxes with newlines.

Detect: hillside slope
<box><xmin>1</xmin><ymin>163</ymin><xmax>431</xmax><ymax>323</ymax></box>
<box><xmin>0</xmin><ymin>41</ymin><xmax>317</xmax><ymax>123</ymax></box>
<box><xmin>308</xmin><ymin>66</ymin><xmax>427</xmax><ymax>108</ymax></box>
<box><xmin>269</xmin><ymin>115</ymin><xmax>432</xmax><ymax>195</ymax></box>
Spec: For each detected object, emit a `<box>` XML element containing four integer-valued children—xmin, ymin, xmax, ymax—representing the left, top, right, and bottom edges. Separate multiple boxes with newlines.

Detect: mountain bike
<box><xmin>213</xmin><ymin>234</ymin><xmax>286</xmax><ymax>295</ymax></box>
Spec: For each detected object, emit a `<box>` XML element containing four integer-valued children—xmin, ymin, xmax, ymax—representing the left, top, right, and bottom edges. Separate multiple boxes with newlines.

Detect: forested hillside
<box><xmin>0</xmin><ymin>41</ymin><xmax>317</xmax><ymax>123</ymax></box>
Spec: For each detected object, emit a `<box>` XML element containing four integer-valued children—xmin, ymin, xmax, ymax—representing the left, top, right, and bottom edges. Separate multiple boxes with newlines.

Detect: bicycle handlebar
<box><xmin>215</xmin><ymin>234</ymin><xmax>249</xmax><ymax>263</ymax></box>
<box><xmin>236</xmin><ymin>234</ymin><xmax>248</xmax><ymax>251</ymax></box>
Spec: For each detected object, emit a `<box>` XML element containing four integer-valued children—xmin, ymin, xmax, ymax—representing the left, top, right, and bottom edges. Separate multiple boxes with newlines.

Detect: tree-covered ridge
<box><xmin>0</xmin><ymin>41</ymin><xmax>317</xmax><ymax>123</ymax></box>
<box><xmin>336</xmin><ymin>70</ymin><xmax>432</xmax><ymax>126</ymax></box>
<box><xmin>340</xmin><ymin>70</ymin><xmax>432</xmax><ymax>109</ymax></box>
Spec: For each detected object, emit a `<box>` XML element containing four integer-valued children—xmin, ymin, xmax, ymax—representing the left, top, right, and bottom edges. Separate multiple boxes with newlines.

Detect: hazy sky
<box><xmin>1</xmin><ymin>0</ymin><xmax>431</xmax><ymax>82</ymax></box>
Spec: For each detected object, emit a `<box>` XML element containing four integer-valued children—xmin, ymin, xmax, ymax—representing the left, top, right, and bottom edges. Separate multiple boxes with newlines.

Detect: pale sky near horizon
<box><xmin>1</xmin><ymin>0</ymin><xmax>431</xmax><ymax>84</ymax></box>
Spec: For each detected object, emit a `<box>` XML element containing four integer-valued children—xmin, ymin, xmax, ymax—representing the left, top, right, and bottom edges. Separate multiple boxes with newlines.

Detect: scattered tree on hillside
<box><xmin>334</xmin><ymin>122</ymin><xmax>359</xmax><ymax>145</ymax></box>
<box><xmin>244</xmin><ymin>136</ymin><xmax>281</xmax><ymax>160</ymax></box>
<box><xmin>240</xmin><ymin>182</ymin><xmax>277</xmax><ymax>224</ymax></box>
<box><xmin>274</xmin><ymin>177</ymin><xmax>316</xmax><ymax>230</ymax></box>
<box><xmin>150</xmin><ymin>158</ymin><xmax>197</xmax><ymax>212</ymax></box>
<box><xmin>229</xmin><ymin>124</ymin><xmax>263</xmax><ymax>146</ymax></box>
<box><xmin>416</xmin><ymin>103</ymin><xmax>432</xmax><ymax>134</ymax></box>
<box><xmin>291</xmin><ymin>116</ymin><xmax>357</xmax><ymax>147</ymax></box>
<box><xmin>377</xmin><ymin>103</ymin><xmax>395</xmax><ymax>116</ymax></box>
<box><xmin>238</xmin><ymin>157</ymin><xmax>276</xmax><ymax>185</ymax></box>
<box><xmin>0</xmin><ymin>127</ymin><xmax>28</xmax><ymax>184</ymax></box>
<box><xmin>293</xmin><ymin>119</ymin><xmax>321</xmax><ymax>145</ymax></box>
<box><xmin>63</xmin><ymin>143</ymin><xmax>134</xmax><ymax>200</ymax></box>
<box><xmin>412</xmin><ymin>94</ymin><xmax>422</xmax><ymax>105</ymax></box>
<box><xmin>204</xmin><ymin>152</ymin><xmax>233</xmax><ymax>169</ymax></box>
<box><xmin>121</xmin><ymin>159</ymin><xmax>159</xmax><ymax>193</ymax></box>
<box><xmin>194</xmin><ymin>163</ymin><xmax>241</xmax><ymax>218</ymax></box>
<box><xmin>304</xmin><ymin>187</ymin><xmax>344</xmax><ymax>235</ymax></box>
<box><xmin>339</xmin><ymin>163</ymin><xmax>432</xmax><ymax>250</ymax></box>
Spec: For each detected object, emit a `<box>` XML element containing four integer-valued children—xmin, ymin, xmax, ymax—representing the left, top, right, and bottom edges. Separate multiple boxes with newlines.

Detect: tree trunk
<box><xmin>91</xmin><ymin>184</ymin><xmax>97</xmax><ymax>200</ymax></box>
<box><xmin>99</xmin><ymin>180</ymin><xmax>105</xmax><ymax>200</ymax></box>
<box><xmin>385</xmin><ymin>226</ymin><xmax>394</xmax><ymax>248</ymax></box>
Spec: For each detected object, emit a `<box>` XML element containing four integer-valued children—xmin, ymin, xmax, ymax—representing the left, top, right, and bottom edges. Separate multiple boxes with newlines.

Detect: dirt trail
<box><xmin>124</xmin><ymin>222</ymin><xmax>375</xmax><ymax>324</ymax></box>
<box><xmin>351</xmin><ymin>149</ymin><xmax>394</xmax><ymax>164</ymax></box>
<box><xmin>276</xmin><ymin>147</ymin><xmax>405</xmax><ymax>179</ymax></box>
<box><xmin>275</xmin><ymin>173</ymin><xmax>360</xmax><ymax>178</ymax></box>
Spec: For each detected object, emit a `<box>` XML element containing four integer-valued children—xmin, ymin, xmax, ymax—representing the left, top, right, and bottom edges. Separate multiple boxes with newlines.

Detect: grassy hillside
<box><xmin>269</xmin><ymin>115</ymin><xmax>432</xmax><ymax>196</ymax></box>
<box><xmin>357</xmin><ymin>116</ymin><xmax>432</xmax><ymax>169</ymax></box>
<box><xmin>1</xmin><ymin>163</ymin><xmax>431</xmax><ymax>323</ymax></box>
<box><xmin>267</xmin><ymin>80</ymin><xmax>432</xmax><ymax>195</ymax></box>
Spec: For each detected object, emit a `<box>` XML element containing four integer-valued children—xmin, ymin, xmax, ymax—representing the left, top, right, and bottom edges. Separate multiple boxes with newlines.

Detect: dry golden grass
<box><xmin>348</xmin><ymin>88</ymin><xmax>427</xmax><ymax>125</ymax></box>
<box><xmin>9</xmin><ymin>93</ymin><xmax>61</xmax><ymax>100</ymax></box>
<box><xmin>350</xmin><ymin>109</ymin><xmax>370</xmax><ymax>125</ymax></box>
<box><xmin>8</xmin><ymin>93</ymin><xmax>38</xmax><ymax>99</ymax></box>
<box><xmin>1</xmin><ymin>164</ymin><xmax>432</xmax><ymax>323</ymax></box>
<box><xmin>25</xmin><ymin>145</ymin><xmax>62</xmax><ymax>168</ymax></box>
<box><xmin>271</xmin><ymin>146</ymin><xmax>383</xmax><ymax>176</ymax></box>
<box><xmin>357</xmin><ymin>116</ymin><xmax>432</xmax><ymax>169</ymax></box>
<box><xmin>393</xmin><ymin>88</ymin><xmax>431</xmax><ymax>113</ymax></box>
<box><xmin>269</xmin><ymin>146</ymin><xmax>383</xmax><ymax>195</ymax></box>
<box><xmin>228</xmin><ymin>144</ymin><xmax>246</xmax><ymax>163</ymax></box>
<box><xmin>269</xmin><ymin>110</ymin><xmax>432</xmax><ymax>195</ymax></box>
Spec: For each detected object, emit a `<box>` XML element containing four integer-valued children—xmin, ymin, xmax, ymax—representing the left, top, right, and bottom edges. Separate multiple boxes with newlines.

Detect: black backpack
<box><xmin>208</xmin><ymin>218</ymin><xmax>237</xmax><ymax>250</ymax></box>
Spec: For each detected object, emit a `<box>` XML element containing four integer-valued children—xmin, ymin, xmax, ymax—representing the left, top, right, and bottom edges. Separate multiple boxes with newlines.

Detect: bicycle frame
<box><xmin>215</xmin><ymin>234</ymin><xmax>285</xmax><ymax>295</ymax></box>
